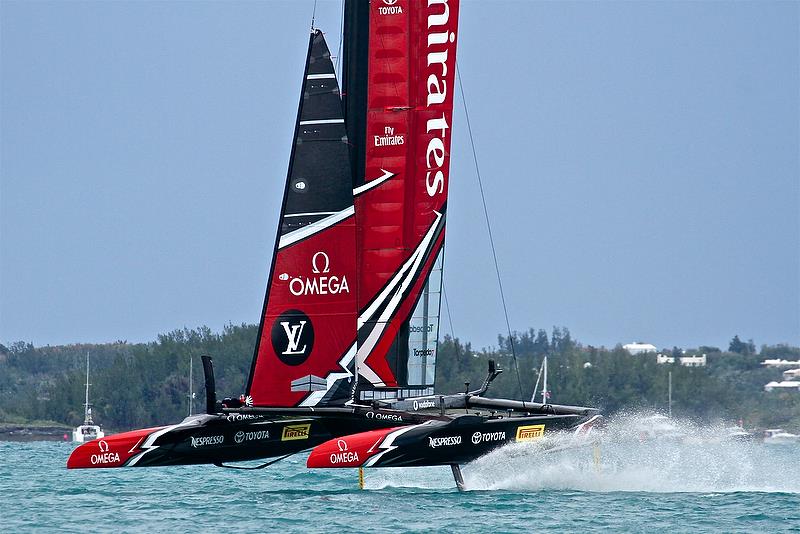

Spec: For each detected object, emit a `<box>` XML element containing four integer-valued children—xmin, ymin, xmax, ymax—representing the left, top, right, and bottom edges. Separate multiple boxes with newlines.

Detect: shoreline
<box><xmin>0</xmin><ymin>423</ymin><xmax>73</xmax><ymax>442</ymax></box>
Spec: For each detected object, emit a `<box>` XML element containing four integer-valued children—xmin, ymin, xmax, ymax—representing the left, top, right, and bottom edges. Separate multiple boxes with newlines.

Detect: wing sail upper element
<box><xmin>246</xmin><ymin>30</ymin><xmax>356</xmax><ymax>407</ymax></box>
<box><xmin>352</xmin><ymin>0</ymin><xmax>460</xmax><ymax>398</ymax></box>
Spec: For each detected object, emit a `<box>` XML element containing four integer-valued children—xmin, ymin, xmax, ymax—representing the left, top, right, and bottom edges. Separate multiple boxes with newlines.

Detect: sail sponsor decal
<box><xmin>422</xmin><ymin>0</ymin><xmax>457</xmax><ymax>200</ymax></box>
<box><xmin>280</xmin><ymin>251</ymin><xmax>350</xmax><ymax>297</ymax></box>
<box><xmin>428</xmin><ymin>435</ymin><xmax>461</xmax><ymax>448</ymax></box>
<box><xmin>515</xmin><ymin>425</ymin><xmax>546</xmax><ymax>442</ymax></box>
<box><xmin>190</xmin><ymin>435</ymin><xmax>224</xmax><ymax>448</ymax></box>
<box><xmin>413</xmin><ymin>348</ymin><xmax>434</xmax><ymax>358</ymax></box>
<box><xmin>373</xmin><ymin>125</ymin><xmax>404</xmax><ymax>147</ymax></box>
<box><xmin>234</xmin><ymin>430</ymin><xmax>270</xmax><ymax>444</ymax></box>
<box><xmin>378</xmin><ymin>0</ymin><xmax>402</xmax><ymax>16</ymax></box>
<box><xmin>281</xmin><ymin>424</ymin><xmax>311</xmax><ymax>441</ymax></box>
<box><xmin>471</xmin><ymin>431</ymin><xmax>507</xmax><ymax>445</ymax></box>
<box><xmin>270</xmin><ymin>310</ymin><xmax>315</xmax><ymax>366</ymax></box>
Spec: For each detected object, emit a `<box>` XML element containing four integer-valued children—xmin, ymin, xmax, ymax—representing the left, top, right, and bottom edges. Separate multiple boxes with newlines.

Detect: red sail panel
<box><xmin>356</xmin><ymin>0</ymin><xmax>459</xmax><ymax>390</ymax></box>
<box><xmin>246</xmin><ymin>31</ymin><xmax>357</xmax><ymax>407</ymax></box>
<box><xmin>248</xmin><ymin>223</ymin><xmax>357</xmax><ymax>407</ymax></box>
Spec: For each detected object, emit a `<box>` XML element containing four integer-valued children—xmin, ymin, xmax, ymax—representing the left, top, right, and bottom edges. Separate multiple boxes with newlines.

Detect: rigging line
<box><xmin>335</xmin><ymin>0</ymin><xmax>345</xmax><ymax>81</ymax></box>
<box><xmin>311</xmin><ymin>0</ymin><xmax>318</xmax><ymax>31</ymax></box>
<box><xmin>442</xmin><ymin>285</ymin><xmax>460</xmax><ymax>363</ymax></box>
<box><xmin>455</xmin><ymin>63</ymin><xmax>523</xmax><ymax>398</ymax></box>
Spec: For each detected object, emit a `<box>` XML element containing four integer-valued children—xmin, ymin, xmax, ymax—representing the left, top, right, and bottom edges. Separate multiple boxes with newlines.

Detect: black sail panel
<box><xmin>342</xmin><ymin>0</ymin><xmax>369</xmax><ymax>191</ymax></box>
<box><xmin>282</xmin><ymin>30</ymin><xmax>353</xmax><ymax>235</ymax></box>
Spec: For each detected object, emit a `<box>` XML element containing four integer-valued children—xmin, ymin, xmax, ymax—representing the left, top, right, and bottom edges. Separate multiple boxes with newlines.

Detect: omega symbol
<box><xmin>311</xmin><ymin>251</ymin><xmax>330</xmax><ymax>274</ymax></box>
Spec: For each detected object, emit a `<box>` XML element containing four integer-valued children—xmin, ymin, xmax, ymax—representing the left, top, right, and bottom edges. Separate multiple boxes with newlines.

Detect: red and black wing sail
<box><xmin>246</xmin><ymin>30</ymin><xmax>357</xmax><ymax>407</ymax></box>
<box><xmin>347</xmin><ymin>0</ymin><xmax>460</xmax><ymax>397</ymax></box>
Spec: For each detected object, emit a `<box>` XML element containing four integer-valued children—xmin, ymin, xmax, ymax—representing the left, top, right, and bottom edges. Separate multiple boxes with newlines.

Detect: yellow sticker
<box><xmin>281</xmin><ymin>423</ymin><xmax>311</xmax><ymax>441</ymax></box>
<box><xmin>515</xmin><ymin>424</ymin><xmax>545</xmax><ymax>442</ymax></box>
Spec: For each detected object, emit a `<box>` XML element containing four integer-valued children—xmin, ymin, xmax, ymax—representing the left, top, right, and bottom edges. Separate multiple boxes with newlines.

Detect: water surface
<box><xmin>2</xmin><ymin>420</ymin><xmax>798</xmax><ymax>533</ymax></box>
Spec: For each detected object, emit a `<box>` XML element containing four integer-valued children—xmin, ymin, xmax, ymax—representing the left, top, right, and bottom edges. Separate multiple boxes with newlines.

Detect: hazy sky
<box><xmin>1</xmin><ymin>0</ymin><xmax>798</xmax><ymax>351</ymax></box>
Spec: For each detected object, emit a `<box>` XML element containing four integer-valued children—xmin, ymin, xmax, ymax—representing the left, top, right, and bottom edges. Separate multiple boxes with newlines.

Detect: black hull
<box><xmin>67</xmin><ymin>409</ymin><xmax>426</xmax><ymax>469</ymax></box>
<box><xmin>307</xmin><ymin>412</ymin><xmax>603</xmax><ymax>469</ymax></box>
<box><xmin>136</xmin><ymin>414</ymin><xmax>409</xmax><ymax>467</ymax></box>
<box><xmin>366</xmin><ymin>414</ymin><xmax>584</xmax><ymax>467</ymax></box>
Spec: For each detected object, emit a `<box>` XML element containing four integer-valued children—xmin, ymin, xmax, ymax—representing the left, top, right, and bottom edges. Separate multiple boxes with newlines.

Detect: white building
<box><xmin>624</xmin><ymin>342</ymin><xmax>658</xmax><ymax>355</ymax></box>
<box><xmin>761</xmin><ymin>359</ymin><xmax>800</xmax><ymax>368</ymax></box>
<box><xmin>764</xmin><ymin>380</ymin><xmax>800</xmax><ymax>392</ymax></box>
<box><xmin>679</xmin><ymin>354</ymin><xmax>706</xmax><ymax>367</ymax></box>
<box><xmin>656</xmin><ymin>353</ymin><xmax>706</xmax><ymax>367</ymax></box>
<box><xmin>656</xmin><ymin>354</ymin><xmax>675</xmax><ymax>364</ymax></box>
<box><xmin>783</xmin><ymin>368</ymin><xmax>800</xmax><ymax>380</ymax></box>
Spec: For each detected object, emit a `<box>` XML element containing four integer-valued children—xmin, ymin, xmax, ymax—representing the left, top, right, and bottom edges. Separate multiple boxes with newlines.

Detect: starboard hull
<box><xmin>307</xmin><ymin>413</ymin><xmax>603</xmax><ymax>469</ymax></box>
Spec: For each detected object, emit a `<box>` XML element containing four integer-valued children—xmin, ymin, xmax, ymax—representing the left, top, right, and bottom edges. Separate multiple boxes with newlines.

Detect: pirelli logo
<box><xmin>516</xmin><ymin>424</ymin><xmax>546</xmax><ymax>442</ymax></box>
<box><xmin>281</xmin><ymin>423</ymin><xmax>311</xmax><ymax>441</ymax></box>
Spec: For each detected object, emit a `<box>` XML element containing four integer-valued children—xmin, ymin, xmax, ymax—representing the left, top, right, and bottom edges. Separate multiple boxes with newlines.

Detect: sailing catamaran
<box><xmin>68</xmin><ymin>1</ymin><xmax>600</xmax><ymax>485</ymax></box>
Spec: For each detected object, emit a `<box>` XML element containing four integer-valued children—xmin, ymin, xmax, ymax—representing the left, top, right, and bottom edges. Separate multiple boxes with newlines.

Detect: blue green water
<box><xmin>2</xmin><ymin>426</ymin><xmax>799</xmax><ymax>533</ymax></box>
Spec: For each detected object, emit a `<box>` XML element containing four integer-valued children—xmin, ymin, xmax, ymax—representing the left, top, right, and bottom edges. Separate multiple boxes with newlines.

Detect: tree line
<box><xmin>1</xmin><ymin>326</ymin><xmax>798</xmax><ymax>431</ymax></box>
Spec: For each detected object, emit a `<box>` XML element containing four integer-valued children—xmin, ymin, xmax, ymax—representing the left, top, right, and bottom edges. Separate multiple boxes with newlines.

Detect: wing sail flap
<box><xmin>353</xmin><ymin>0</ymin><xmax>459</xmax><ymax>397</ymax></box>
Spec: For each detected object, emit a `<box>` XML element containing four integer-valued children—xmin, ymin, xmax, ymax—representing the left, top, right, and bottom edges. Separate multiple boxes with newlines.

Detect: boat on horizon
<box><xmin>72</xmin><ymin>352</ymin><xmax>104</xmax><ymax>443</ymax></box>
<box><xmin>762</xmin><ymin>428</ymin><xmax>800</xmax><ymax>445</ymax></box>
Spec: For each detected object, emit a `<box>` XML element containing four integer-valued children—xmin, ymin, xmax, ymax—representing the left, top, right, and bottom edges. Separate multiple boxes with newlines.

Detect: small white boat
<box><xmin>634</xmin><ymin>414</ymin><xmax>687</xmax><ymax>443</ymax></box>
<box><xmin>72</xmin><ymin>352</ymin><xmax>104</xmax><ymax>443</ymax></box>
<box><xmin>762</xmin><ymin>428</ymin><xmax>799</xmax><ymax>445</ymax></box>
<box><xmin>722</xmin><ymin>425</ymin><xmax>756</xmax><ymax>442</ymax></box>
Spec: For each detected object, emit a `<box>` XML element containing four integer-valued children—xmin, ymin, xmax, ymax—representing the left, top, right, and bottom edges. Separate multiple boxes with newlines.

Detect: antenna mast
<box><xmin>188</xmin><ymin>356</ymin><xmax>194</xmax><ymax>416</ymax></box>
<box><xmin>83</xmin><ymin>351</ymin><xmax>92</xmax><ymax>424</ymax></box>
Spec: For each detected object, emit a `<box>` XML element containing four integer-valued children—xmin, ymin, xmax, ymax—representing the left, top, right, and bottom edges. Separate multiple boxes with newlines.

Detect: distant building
<box><xmin>764</xmin><ymin>381</ymin><xmax>800</xmax><ymax>392</ymax></box>
<box><xmin>656</xmin><ymin>353</ymin><xmax>707</xmax><ymax>367</ymax></box>
<box><xmin>679</xmin><ymin>354</ymin><xmax>706</xmax><ymax>367</ymax></box>
<box><xmin>761</xmin><ymin>359</ymin><xmax>800</xmax><ymax>368</ymax></box>
<box><xmin>624</xmin><ymin>342</ymin><xmax>657</xmax><ymax>355</ymax></box>
<box><xmin>656</xmin><ymin>354</ymin><xmax>675</xmax><ymax>364</ymax></box>
<box><xmin>783</xmin><ymin>368</ymin><xmax>800</xmax><ymax>380</ymax></box>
